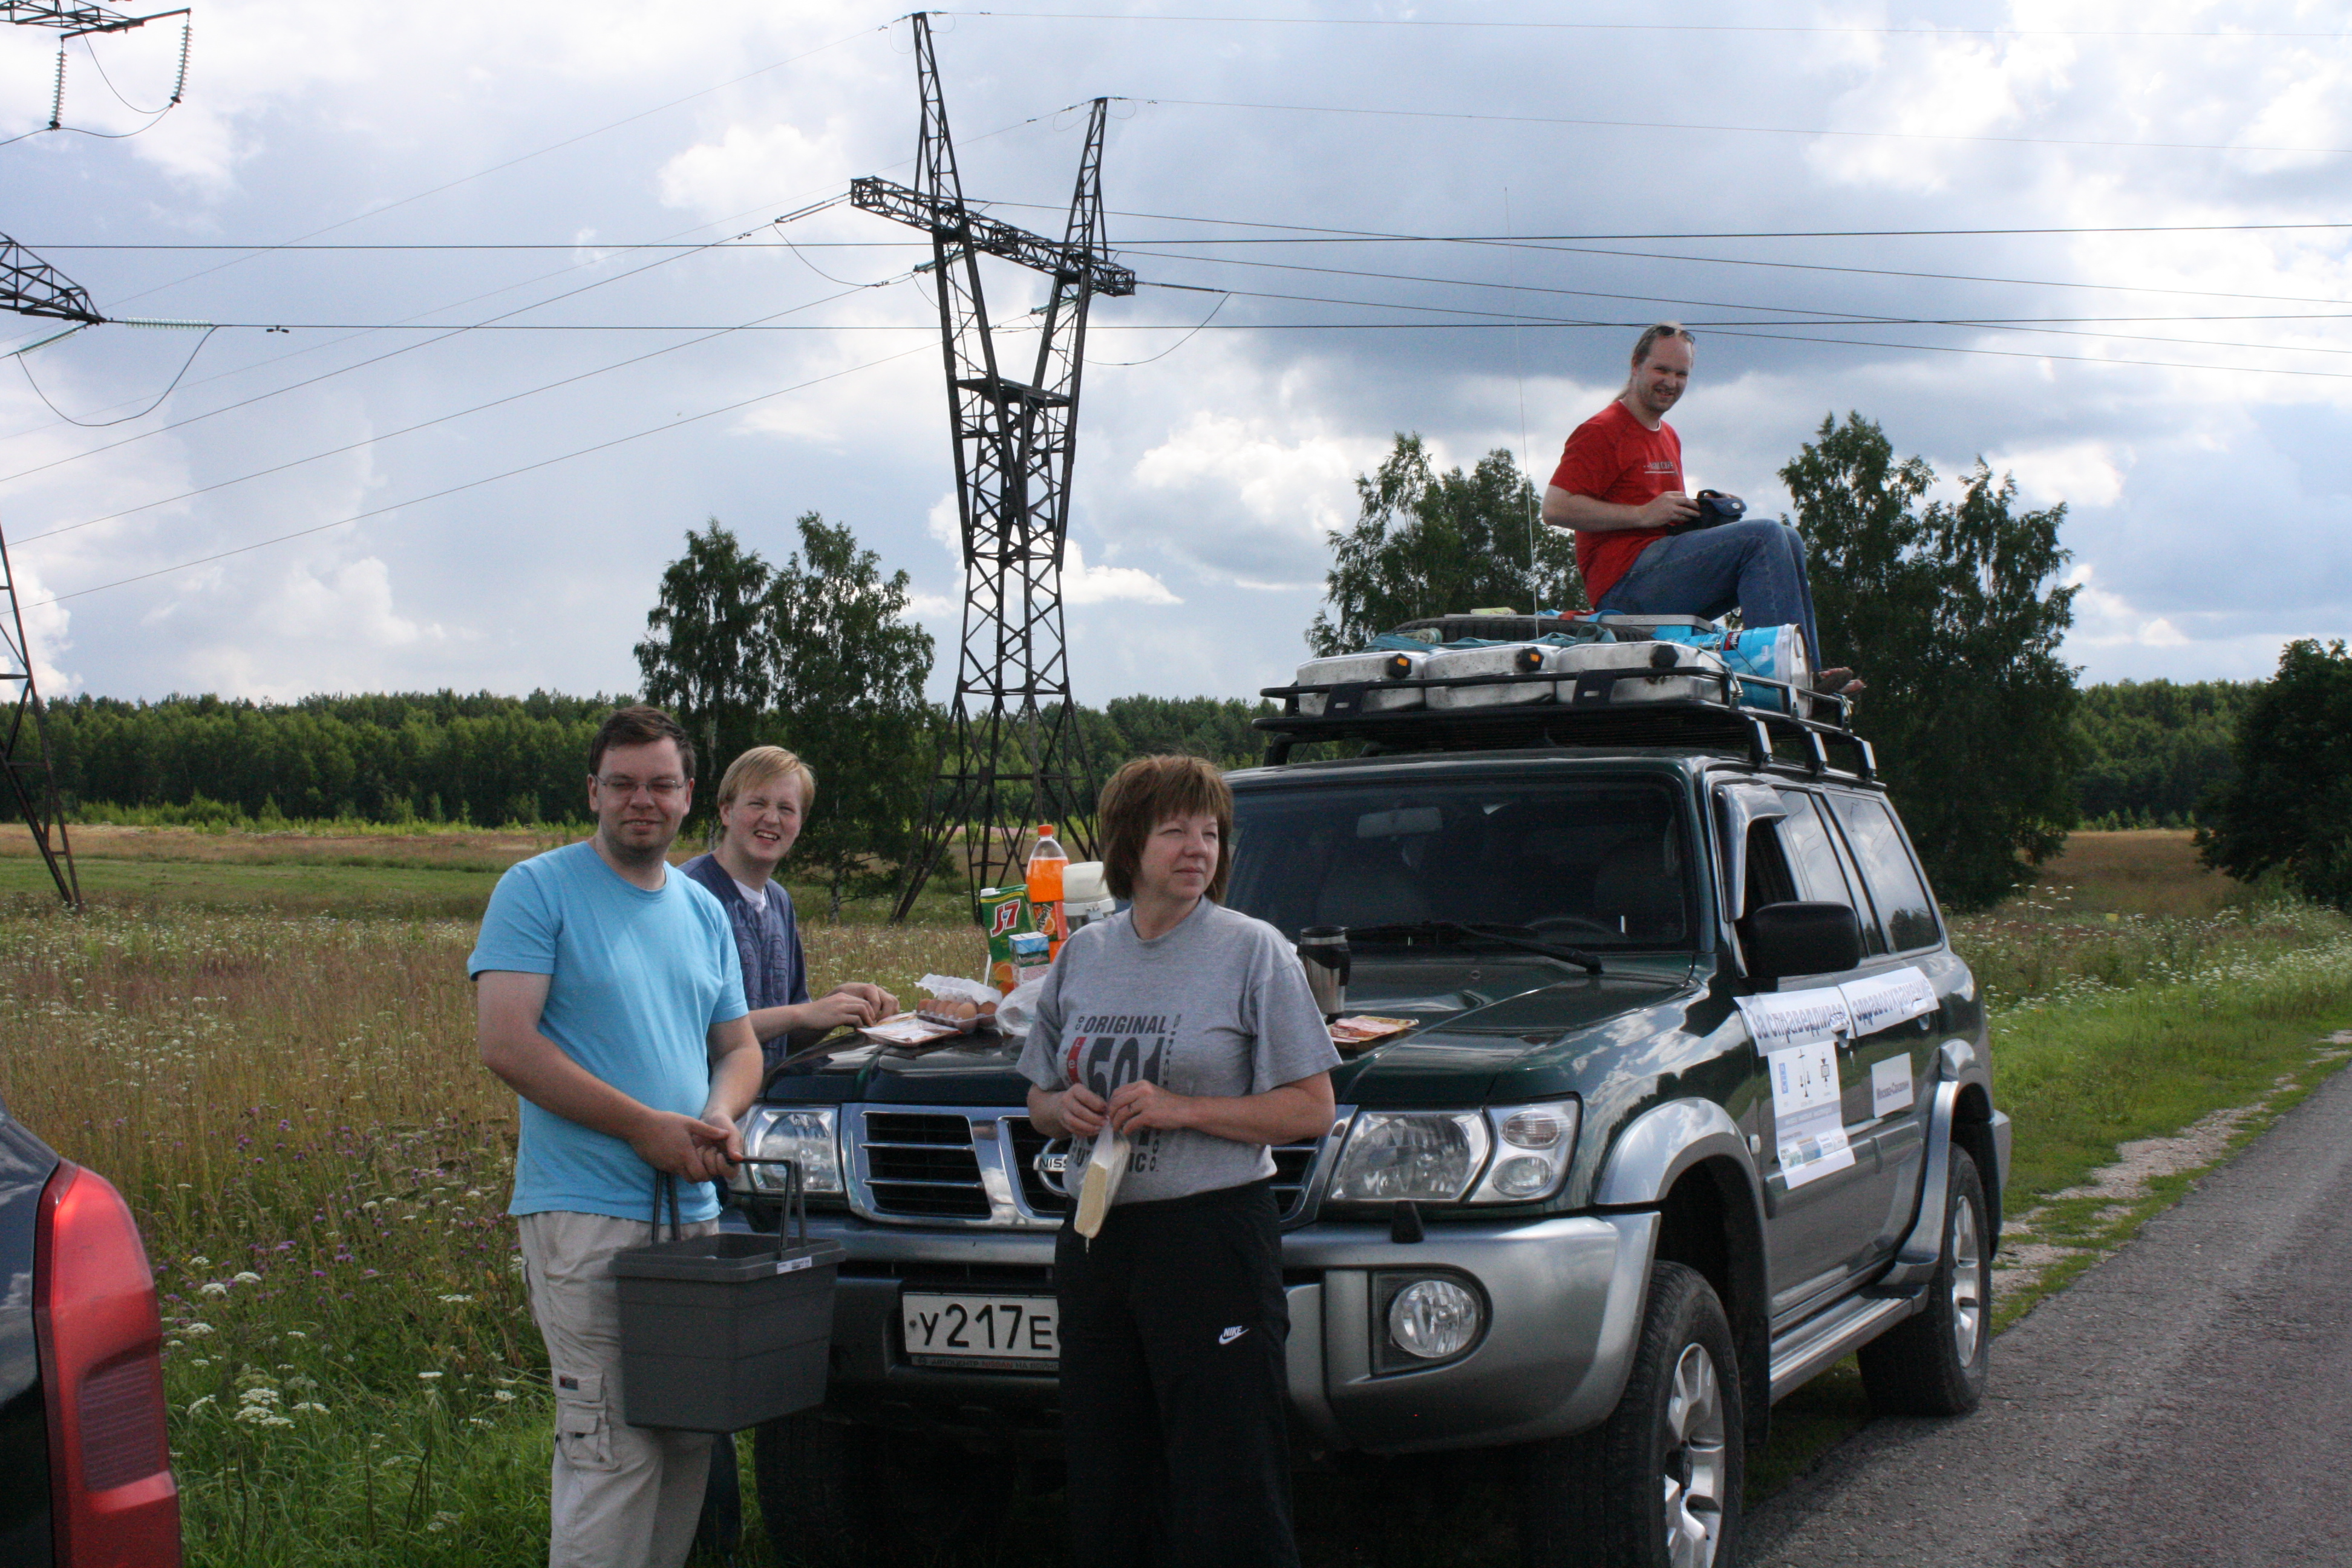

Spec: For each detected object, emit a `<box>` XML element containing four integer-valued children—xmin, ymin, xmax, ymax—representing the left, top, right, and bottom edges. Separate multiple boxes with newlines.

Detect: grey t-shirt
<box><xmin>1018</xmin><ymin>899</ymin><xmax>1342</xmax><ymax>1206</ymax></box>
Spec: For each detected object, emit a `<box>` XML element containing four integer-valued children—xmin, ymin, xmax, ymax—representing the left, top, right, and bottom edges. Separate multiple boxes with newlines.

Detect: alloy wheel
<box><xmin>1950</xmin><ymin>1190</ymin><xmax>1984</xmax><ymax>1367</ymax></box>
<box><xmin>1659</xmin><ymin>1342</ymin><xmax>1727</xmax><ymax>1568</ymax></box>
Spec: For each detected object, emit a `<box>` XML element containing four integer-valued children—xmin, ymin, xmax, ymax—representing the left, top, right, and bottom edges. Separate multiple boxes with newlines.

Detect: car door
<box><xmin>1726</xmin><ymin>792</ymin><xmax>1891</xmax><ymax>1320</ymax></box>
<box><xmin>1821</xmin><ymin>791</ymin><xmax>1956</xmax><ymax>1252</ymax></box>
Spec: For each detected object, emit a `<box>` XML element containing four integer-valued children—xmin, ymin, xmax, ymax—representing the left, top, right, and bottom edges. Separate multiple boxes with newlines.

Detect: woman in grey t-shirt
<box><xmin>1022</xmin><ymin>755</ymin><xmax>1339</xmax><ymax>1568</ymax></box>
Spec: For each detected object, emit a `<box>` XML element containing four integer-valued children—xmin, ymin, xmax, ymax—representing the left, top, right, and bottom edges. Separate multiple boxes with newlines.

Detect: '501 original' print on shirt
<box><xmin>1062</xmin><ymin>1013</ymin><xmax>1182</xmax><ymax>1174</ymax></box>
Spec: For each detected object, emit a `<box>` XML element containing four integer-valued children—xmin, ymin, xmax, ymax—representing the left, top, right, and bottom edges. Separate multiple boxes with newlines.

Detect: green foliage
<box><xmin>39</xmin><ymin>690</ymin><xmax>623</xmax><ymax>825</ymax></box>
<box><xmin>633</xmin><ymin>518</ymin><xmax>779</xmax><ymax>776</ymax></box>
<box><xmin>2199</xmin><ymin>639</ymin><xmax>2352</xmax><ymax>911</ymax></box>
<box><xmin>769</xmin><ymin>512</ymin><xmax>938</xmax><ymax>917</ymax></box>
<box><xmin>1307</xmin><ymin>433</ymin><xmax>1584</xmax><ymax>656</ymax></box>
<box><xmin>1783</xmin><ymin>413</ymin><xmax>2080</xmax><ymax>911</ymax></box>
<box><xmin>2074</xmin><ymin>679</ymin><xmax>2258</xmax><ymax>827</ymax></box>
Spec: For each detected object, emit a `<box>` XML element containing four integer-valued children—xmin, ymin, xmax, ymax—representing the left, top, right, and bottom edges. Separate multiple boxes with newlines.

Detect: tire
<box><xmin>751</xmin><ymin>1411</ymin><xmax>1012</xmax><ymax>1566</ymax></box>
<box><xmin>1519</xmin><ymin>1261</ymin><xmax>1745</xmax><ymax>1568</ymax></box>
<box><xmin>1858</xmin><ymin>1145</ymin><xmax>1991</xmax><ymax>1417</ymax></box>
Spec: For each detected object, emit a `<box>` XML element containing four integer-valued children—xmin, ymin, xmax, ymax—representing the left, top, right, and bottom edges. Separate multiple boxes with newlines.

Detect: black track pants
<box><xmin>1055</xmin><ymin>1178</ymin><xmax>1299</xmax><ymax>1568</ymax></box>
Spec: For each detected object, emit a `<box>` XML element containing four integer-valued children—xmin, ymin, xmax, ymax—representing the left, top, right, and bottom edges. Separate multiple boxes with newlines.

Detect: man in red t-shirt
<box><xmin>1541</xmin><ymin>325</ymin><xmax>1856</xmax><ymax>690</ymax></box>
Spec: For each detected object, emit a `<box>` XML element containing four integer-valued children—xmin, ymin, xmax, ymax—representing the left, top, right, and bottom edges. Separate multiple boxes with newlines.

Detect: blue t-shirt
<box><xmin>468</xmin><ymin>841</ymin><xmax>749</xmax><ymax>1223</ymax></box>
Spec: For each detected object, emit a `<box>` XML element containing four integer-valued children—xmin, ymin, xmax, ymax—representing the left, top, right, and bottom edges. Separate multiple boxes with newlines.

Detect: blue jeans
<box><xmin>1592</xmin><ymin>517</ymin><xmax>1825</xmax><ymax>665</ymax></box>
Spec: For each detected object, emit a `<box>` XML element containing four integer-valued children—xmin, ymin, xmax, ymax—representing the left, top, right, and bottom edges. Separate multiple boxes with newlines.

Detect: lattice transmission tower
<box><xmin>0</xmin><ymin>242</ymin><xmax>92</xmax><ymax>907</ymax></box>
<box><xmin>860</xmin><ymin>13</ymin><xmax>1135</xmax><ymax>920</ymax></box>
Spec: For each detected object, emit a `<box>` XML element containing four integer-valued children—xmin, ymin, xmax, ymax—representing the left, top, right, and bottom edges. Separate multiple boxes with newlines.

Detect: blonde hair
<box><xmin>1096</xmin><ymin>754</ymin><xmax>1233</xmax><ymax>903</ymax></box>
<box><xmin>707</xmin><ymin>746</ymin><xmax>816</xmax><ymax>849</ymax></box>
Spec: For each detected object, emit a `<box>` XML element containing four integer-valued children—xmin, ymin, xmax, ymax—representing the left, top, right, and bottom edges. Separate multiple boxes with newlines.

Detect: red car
<box><xmin>0</xmin><ymin>1092</ymin><xmax>181</xmax><ymax>1567</ymax></box>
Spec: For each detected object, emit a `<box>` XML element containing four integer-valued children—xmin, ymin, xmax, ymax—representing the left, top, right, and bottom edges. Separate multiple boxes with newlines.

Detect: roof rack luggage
<box><xmin>1257</xmin><ymin>622</ymin><xmax>1874</xmax><ymax>778</ymax></box>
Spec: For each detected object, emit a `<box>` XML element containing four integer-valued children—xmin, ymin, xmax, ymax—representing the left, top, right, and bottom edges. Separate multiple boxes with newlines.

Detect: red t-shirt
<box><xmin>1549</xmin><ymin>400</ymin><xmax>1683</xmax><ymax>604</ymax></box>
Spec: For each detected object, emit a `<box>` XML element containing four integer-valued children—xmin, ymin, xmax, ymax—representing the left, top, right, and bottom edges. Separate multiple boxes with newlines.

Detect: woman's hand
<box><xmin>1107</xmin><ymin>1079</ymin><xmax>1195</xmax><ymax>1135</ymax></box>
<box><xmin>1030</xmin><ymin>1082</ymin><xmax>1110</xmax><ymax>1138</ymax></box>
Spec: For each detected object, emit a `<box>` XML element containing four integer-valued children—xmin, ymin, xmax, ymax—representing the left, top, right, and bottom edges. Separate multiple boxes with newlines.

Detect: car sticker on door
<box><xmin>1737</xmin><ymin>987</ymin><xmax>1858</xmax><ymax>1188</ymax></box>
<box><xmin>1870</xmin><ymin>1054</ymin><xmax>1915</xmax><ymax>1116</ymax></box>
<box><xmin>1837</xmin><ymin>966</ymin><xmax>1936</xmax><ymax>1034</ymax></box>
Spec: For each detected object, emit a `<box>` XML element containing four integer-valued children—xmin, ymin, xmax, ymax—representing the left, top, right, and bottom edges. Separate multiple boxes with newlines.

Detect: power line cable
<box><xmin>0</xmin><ymin>100</ymin><xmax>1081</xmax><ymax>449</ymax></box>
<box><xmin>16</xmin><ymin>325</ymin><xmax>216</xmax><ymax>426</ymax></box>
<box><xmin>936</xmin><ymin>11</ymin><xmax>2352</xmax><ymax>41</ymax></box>
<box><xmin>34</xmin><ymin>218</ymin><xmax>2352</xmax><ymax>247</ymax></box>
<box><xmin>1131</xmin><ymin>96</ymin><xmax>2352</xmax><ymax>159</ymax></box>
<box><xmin>0</xmin><ymin>213</ymin><xmax>828</xmax><ymax>486</ymax></box>
<box><xmin>15</xmin><ymin>275</ymin><xmax>910</xmax><ymax>546</ymax></box>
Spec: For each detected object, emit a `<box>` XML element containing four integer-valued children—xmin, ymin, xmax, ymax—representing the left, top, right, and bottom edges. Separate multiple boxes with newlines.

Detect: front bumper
<box><xmin>751</xmin><ymin>1207</ymin><xmax>1661</xmax><ymax>1455</ymax></box>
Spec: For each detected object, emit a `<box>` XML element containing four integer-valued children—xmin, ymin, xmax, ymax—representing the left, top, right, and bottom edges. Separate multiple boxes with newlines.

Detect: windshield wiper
<box><xmin>1345</xmin><ymin>920</ymin><xmax>1604</xmax><ymax>975</ymax></box>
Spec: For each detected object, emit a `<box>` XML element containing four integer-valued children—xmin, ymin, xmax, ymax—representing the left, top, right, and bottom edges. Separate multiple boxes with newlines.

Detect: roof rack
<box><xmin>1254</xmin><ymin>655</ymin><xmax>1875</xmax><ymax>779</ymax></box>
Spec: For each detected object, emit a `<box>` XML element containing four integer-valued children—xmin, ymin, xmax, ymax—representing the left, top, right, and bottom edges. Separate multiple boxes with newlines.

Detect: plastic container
<box><xmin>1062</xmin><ymin>861</ymin><xmax>1117</xmax><ymax>932</ymax></box>
<box><xmin>612</xmin><ymin>1166</ymin><xmax>844</xmax><ymax>1433</ymax></box>
<box><xmin>1294</xmin><ymin>649</ymin><xmax>1431</xmax><ymax>716</ymax></box>
<box><xmin>1027</xmin><ymin>825</ymin><xmax>1068</xmax><ymax>956</ymax></box>
<box><xmin>1422</xmin><ymin>643</ymin><xmax>1556</xmax><ymax>710</ymax></box>
<box><xmin>1644</xmin><ymin>623</ymin><xmax>1811</xmax><ymax>711</ymax></box>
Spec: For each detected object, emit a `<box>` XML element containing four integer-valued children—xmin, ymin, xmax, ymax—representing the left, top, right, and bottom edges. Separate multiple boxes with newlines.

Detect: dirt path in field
<box><xmin>1743</xmin><ymin>1036</ymin><xmax>2352</xmax><ymax>1566</ymax></box>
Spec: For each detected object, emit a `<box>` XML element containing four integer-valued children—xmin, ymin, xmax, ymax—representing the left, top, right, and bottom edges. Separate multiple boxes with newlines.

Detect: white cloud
<box><xmin>1061</xmin><ymin>539</ymin><xmax>1180</xmax><ymax>607</ymax></box>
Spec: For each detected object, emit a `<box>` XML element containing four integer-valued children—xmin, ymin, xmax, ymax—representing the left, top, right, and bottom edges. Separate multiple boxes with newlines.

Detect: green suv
<box><xmin>729</xmin><ymin>626</ymin><xmax>2008</xmax><ymax>1568</ymax></box>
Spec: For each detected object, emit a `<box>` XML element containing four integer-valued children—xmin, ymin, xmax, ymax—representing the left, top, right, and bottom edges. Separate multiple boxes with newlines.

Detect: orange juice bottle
<box><xmin>1026</xmin><ymin>824</ymin><xmax>1068</xmax><ymax>958</ymax></box>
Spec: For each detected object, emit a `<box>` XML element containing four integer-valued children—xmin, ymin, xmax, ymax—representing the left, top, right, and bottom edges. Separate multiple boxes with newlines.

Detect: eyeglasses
<box><xmin>595</xmin><ymin>776</ymin><xmax>688</xmax><ymax>800</ymax></box>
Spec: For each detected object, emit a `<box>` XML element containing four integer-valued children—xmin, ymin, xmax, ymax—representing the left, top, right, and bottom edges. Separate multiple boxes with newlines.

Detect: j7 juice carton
<box><xmin>979</xmin><ymin>886</ymin><xmax>1040</xmax><ymax>993</ymax></box>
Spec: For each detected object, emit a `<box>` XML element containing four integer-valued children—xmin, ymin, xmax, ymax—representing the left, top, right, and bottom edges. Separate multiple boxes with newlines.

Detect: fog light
<box><xmin>1491</xmin><ymin>1154</ymin><xmax>1552</xmax><ymax>1198</ymax></box>
<box><xmin>1388</xmin><ymin>1278</ymin><xmax>1481</xmax><ymax>1361</ymax></box>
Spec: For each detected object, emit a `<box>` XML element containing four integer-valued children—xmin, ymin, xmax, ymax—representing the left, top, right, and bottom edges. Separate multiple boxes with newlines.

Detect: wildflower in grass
<box><xmin>493</xmin><ymin>1389</ymin><xmax>517</xmax><ymax>1403</ymax></box>
<box><xmin>231</xmin><ymin>1271</ymin><xmax>261</xmax><ymax>1285</ymax></box>
<box><xmin>417</xmin><ymin>1370</ymin><xmax>443</xmax><ymax>1381</ymax></box>
<box><xmin>290</xmin><ymin>1402</ymin><xmax>329</xmax><ymax>1415</ymax></box>
<box><xmin>198</xmin><ymin>1282</ymin><xmax>227</xmax><ymax>1298</ymax></box>
<box><xmin>186</xmin><ymin>1394</ymin><xmax>216</xmax><ymax>1413</ymax></box>
<box><xmin>180</xmin><ymin>1322</ymin><xmax>214</xmax><ymax>1337</ymax></box>
<box><xmin>437</xmin><ymin>1293</ymin><xmax>472</xmax><ymax>1304</ymax></box>
<box><xmin>187</xmin><ymin>1256</ymin><xmax>209</xmax><ymax>1267</ymax></box>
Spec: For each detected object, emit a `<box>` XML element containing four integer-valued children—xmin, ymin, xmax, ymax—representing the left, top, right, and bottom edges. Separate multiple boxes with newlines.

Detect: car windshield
<box><xmin>1228</xmin><ymin>777</ymin><xmax>1696</xmax><ymax>950</ymax></box>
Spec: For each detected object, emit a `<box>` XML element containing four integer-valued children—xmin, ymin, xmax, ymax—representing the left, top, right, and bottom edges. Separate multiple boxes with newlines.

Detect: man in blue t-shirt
<box><xmin>471</xmin><ymin>705</ymin><xmax>760</xmax><ymax>1568</ymax></box>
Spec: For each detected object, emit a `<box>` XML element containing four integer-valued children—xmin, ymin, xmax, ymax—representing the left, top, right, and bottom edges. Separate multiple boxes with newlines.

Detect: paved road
<box><xmin>1744</xmin><ymin>1062</ymin><xmax>2352</xmax><ymax>1567</ymax></box>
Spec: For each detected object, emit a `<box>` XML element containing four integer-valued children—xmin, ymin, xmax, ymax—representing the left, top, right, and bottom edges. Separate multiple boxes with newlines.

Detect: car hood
<box><xmin>757</xmin><ymin>950</ymin><xmax>1706</xmax><ymax>1111</ymax></box>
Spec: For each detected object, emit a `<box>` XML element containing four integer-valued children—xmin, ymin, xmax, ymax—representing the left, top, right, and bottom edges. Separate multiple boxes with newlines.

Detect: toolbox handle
<box><xmin>648</xmin><ymin>1158</ymin><xmax>809</xmax><ymax>1251</ymax></box>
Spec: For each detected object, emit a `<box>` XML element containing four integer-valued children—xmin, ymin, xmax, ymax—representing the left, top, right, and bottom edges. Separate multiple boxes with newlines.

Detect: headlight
<box><xmin>1328</xmin><ymin>1111</ymin><xmax>1491</xmax><ymax>1203</ymax></box>
<box><xmin>1467</xmin><ymin>1100</ymin><xmax>1579</xmax><ymax>1205</ymax></box>
<box><xmin>1385</xmin><ymin>1276</ymin><xmax>1483</xmax><ymax>1361</ymax></box>
<box><xmin>730</xmin><ymin>1106</ymin><xmax>843</xmax><ymax>1195</ymax></box>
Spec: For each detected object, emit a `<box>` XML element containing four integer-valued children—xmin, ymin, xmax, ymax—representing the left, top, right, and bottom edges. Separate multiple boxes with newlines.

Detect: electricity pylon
<box><xmin>0</xmin><ymin>243</ymin><xmax>94</xmax><ymax>907</ymax></box>
<box><xmin>860</xmin><ymin>12</ymin><xmax>1134</xmax><ymax>920</ymax></box>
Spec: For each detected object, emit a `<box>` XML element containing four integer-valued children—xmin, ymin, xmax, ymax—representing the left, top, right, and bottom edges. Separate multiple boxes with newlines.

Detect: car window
<box><xmin>1777</xmin><ymin>791</ymin><xmax>1886</xmax><ymax>956</ymax></box>
<box><xmin>1828</xmin><ymin>795</ymin><xmax>1941</xmax><ymax>952</ymax></box>
<box><xmin>1228</xmin><ymin>779</ymin><xmax>1697</xmax><ymax>949</ymax></box>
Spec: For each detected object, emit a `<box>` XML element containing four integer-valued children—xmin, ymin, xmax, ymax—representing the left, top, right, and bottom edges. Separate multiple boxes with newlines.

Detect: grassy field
<box><xmin>1</xmin><ymin>827</ymin><xmax>2347</xmax><ymax>1564</ymax></box>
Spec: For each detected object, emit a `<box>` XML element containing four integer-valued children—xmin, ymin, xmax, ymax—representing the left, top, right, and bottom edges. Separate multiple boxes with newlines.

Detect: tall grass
<box><xmin>5</xmin><ymin>829</ymin><xmax>2349</xmax><ymax>1563</ymax></box>
<box><xmin>0</xmin><ymin>905</ymin><xmax>973</xmax><ymax>1566</ymax></box>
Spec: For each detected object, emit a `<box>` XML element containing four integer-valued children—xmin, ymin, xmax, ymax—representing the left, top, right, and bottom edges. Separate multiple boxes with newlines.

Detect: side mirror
<box><xmin>1746</xmin><ymin>901</ymin><xmax>1862</xmax><ymax>988</ymax></box>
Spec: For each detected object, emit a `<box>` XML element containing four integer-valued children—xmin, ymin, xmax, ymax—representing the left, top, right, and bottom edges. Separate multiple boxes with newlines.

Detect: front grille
<box><xmin>861</xmin><ymin>1111</ymin><xmax>990</xmax><ymax>1218</ymax></box>
<box><xmin>1006</xmin><ymin>1117</ymin><xmax>1067</xmax><ymax>1215</ymax></box>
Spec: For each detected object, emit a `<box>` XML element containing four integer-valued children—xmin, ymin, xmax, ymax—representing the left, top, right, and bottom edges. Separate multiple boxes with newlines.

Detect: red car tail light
<box><xmin>34</xmin><ymin>1161</ymin><xmax>181</xmax><ymax>1568</ymax></box>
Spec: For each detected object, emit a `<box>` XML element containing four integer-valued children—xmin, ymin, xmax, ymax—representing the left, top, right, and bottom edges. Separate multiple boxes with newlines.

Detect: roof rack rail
<box><xmin>1253</xmin><ymin>658</ymin><xmax>1875</xmax><ymax>778</ymax></box>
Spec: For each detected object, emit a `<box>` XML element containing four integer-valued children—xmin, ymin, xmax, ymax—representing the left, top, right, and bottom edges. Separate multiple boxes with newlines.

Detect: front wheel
<box><xmin>1858</xmin><ymin>1145</ymin><xmax>1991</xmax><ymax>1416</ymax></box>
<box><xmin>1518</xmin><ymin>1261</ymin><xmax>1745</xmax><ymax>1568</ymax></box>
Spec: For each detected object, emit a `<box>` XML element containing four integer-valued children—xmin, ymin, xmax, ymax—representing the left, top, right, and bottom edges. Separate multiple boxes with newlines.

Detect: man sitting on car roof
<box><xmin>1541</xmin><ymin>322</ymin><xmax>1863</xmax><ymax>695</ymax></box>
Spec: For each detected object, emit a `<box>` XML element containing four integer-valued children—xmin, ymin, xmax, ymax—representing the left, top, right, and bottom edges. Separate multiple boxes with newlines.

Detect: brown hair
<box><xmin>589</xmin><ymin>705</ymin><xmax>696</xmax><ymax>782</ymax></box>
<box><xmin>707</xmin><ymin>746</ymin><xmax>817</xmax><ymax>849</ymax></box>
<box><xmin>1628</xmin><ymin>322</ymin><xmax>1695</xmax><ymax>373</ymax></box>
<box><xmin>1097</xmin><ymin>754</ymin><xmax>1233</xmax><ymax>904</ymax></box>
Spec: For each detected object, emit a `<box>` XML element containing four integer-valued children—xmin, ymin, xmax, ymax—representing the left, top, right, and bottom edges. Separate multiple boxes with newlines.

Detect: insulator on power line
<box><xmin>169</xmin><ymin>18</ymin><xmax>189</xmax><ymax>105</ymax></box>
<box><xmin>48</xmin><ymin>41</ymin><xmax>65</xmax><ymax>129</ymax></box>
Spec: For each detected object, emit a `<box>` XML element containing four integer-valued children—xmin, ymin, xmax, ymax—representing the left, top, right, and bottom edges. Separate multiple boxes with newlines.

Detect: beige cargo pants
<box><xmin>518</xmin><ymin>1210</ymin><xmax>718</xmax><ymax>1568</ymax></box>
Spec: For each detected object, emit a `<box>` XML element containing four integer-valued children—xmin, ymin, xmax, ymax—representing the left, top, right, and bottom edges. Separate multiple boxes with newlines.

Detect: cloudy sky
<box><xmin>2</xmin><ymin>1</ymin><xmax>2345</xmax><ymax>707</ymax></box>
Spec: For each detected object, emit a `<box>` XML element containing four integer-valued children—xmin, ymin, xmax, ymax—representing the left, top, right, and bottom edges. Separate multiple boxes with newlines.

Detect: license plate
<box><xmin>900</xmin><ymin>1292</ymin><xmax>1059</xmax><ymax>1369</ymax></box>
